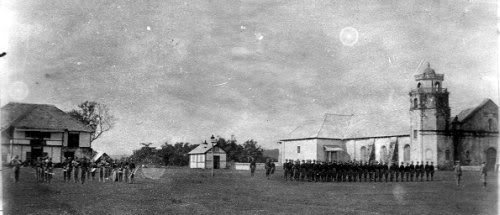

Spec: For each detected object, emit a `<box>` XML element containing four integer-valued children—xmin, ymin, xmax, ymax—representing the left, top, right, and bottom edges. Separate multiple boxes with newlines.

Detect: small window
<box><xmin>413</xmin><ymin>98</ymin><xmax>418</xmax><ymax>108</ymax></box>
<box><xmin>417</xmin><ymin>83</ymin><xmax>421</xmax><ymax>88</ymax></box>
<box><xmin>445</xmin><ymin>150</ymin><xmax>450</xmax><ymax>161</ymax></box>
<box><xmin>465</xmin><ymin>150</ymin><xmax>470</xmax><ymax>159</ymax></box>
<box><xmin>435</xmin><ymin>82</ymin><xmax>441</xmax><ymax>89</ymax></box>
<box><xmin>413</xmin><ymin>130</ymin><xmax>418</xmax><ymax>139</ymax></box>
<box><xmin>297</xmin><ymin>146</ymin><xmax>301</xmax><ymax>153</ymax></box>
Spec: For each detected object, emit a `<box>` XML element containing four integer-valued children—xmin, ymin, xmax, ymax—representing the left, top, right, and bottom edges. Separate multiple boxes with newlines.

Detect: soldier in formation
<box><xmin>281</xmin><ymin>159</ymin><xmax>436</xmax><ymax>184</ymax></box>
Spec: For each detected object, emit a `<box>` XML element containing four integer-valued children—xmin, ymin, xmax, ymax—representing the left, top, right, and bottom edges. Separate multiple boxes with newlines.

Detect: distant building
<box><xmin>188</xmin><ymin>142</ymin><xmax>227</xmax><ymax>169</ymax></box>
<box><xmin>92</xmin><ymin>151</ymin><xmax>111</xmax><ymax>163</ymax></box>
<box><xmin>280</xmin><ymin>63</ymin><xmax>498</xmax><ymax>170</ymax></box>
<box><xmin>1</xmin><ymin>102</ymin><xmax>93</xmax><ymax>163</ymax></box>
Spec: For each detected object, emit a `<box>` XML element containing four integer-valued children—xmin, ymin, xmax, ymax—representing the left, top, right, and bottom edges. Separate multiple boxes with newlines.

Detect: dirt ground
<box><xmin>2</xmin><ymin>167</ymin><xmax>498</xmax><ymax>215</ymax></box>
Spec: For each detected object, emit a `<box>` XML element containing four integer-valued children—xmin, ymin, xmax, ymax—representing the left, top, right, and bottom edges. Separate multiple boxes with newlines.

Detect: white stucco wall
<box><xmin>281</xmin><ymin>139</ymin><xmax>317</xmax><ymax>162</ymax></box>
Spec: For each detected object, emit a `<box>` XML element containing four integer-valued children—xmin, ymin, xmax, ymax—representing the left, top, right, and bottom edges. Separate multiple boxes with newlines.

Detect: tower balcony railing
<box><xmin>415</xmin><ymin>73</ymin><xmax>444</xmax><ymax>81</ymax></box>
<box><xmin>410</xmin><ymin>87</ymin><xmax>447</xmax><ymax>94</ymax></box>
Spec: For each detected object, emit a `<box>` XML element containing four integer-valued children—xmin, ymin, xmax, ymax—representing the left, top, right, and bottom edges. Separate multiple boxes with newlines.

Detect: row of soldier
<box><xmin>282</xmin><ymin>159</ymin><xmax>435</xmax><ymax>182</ymax></box>
<box><xmin>33</xmin><ymin>157</ymin><xmax>137</xmax><ymax>184</ymax></box>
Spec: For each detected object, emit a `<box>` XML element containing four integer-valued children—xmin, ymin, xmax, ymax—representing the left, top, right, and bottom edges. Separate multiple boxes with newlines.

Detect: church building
<box><xmin>279</xmin><ymin>64</ymin><xmax>498</xmax><ymax>170</ymax></box>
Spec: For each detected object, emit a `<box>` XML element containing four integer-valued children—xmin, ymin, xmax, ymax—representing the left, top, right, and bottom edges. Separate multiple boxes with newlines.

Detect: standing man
<box><xmin>10</xmin><ymin>155</ymin><xmax>22</xmax><ymax>183</ymax></box>
<box><xmin>249</xmin><ymin>157</ymin><xmax>256</xmax><ymax>177</ymax></box>
<box><xmin>383</xmin><ymin>162</ymin><xmax>389</xmax><ymax>182</ymax></box>
<box><xmin>480</xmin><ymin>162</ymin><xmax>487</xmax><ymax>188</ymax></box>
<box><xmin>73</xmin><ymin>157</ymin><xmax>80</xmax><ymax>183</ymax></box>
<box><xmin>455</xmin><ymin>161</ymin><xmax>462</xmax><ymax>187</ymax></box>
<box><xmin>409</xmin><ymin>161</ymin><xmax>415</xmax><ymax>182</ymax></box>
<box><xmin>389</xmin><ymin>162</ymin><xmax>396</xmax><ymax>182</ymax></box>
<box><xmin>35</xmin><ymin>157</ymin><xmax>42</xmax><ymax>182</ymax></box>
<box><xmin>405</xmin><ymin>162</ymin><xmax>411</xmax><ymax>182</ymax></box>
<box><xmin>415</xmin><ymin>161</ymin><xmax>421</xmax><ymax>182</ymax></box>
<box><xmin>430</xmin><ymin>162</ymin><xmax>435</xmax><ymax>181</ymax></box>
<box><xmin>129</xmin><ymin>161</ymin><xmax>136</xmax><ymax>184</ymax></box>
<box><xmin>80</xmin><ymin>157</ymin><xmax>89</xmax><ymax>184</ymax></box>
<box><xmin>283</xmin><ymin>159</ymin><xmax>289</xmax><ymax>180</ymax></box>
<box><xmin>399</xmin><ymin>162</ymin><xmax>405</xmax><ymax>182</ymax></box>
<box><xmin>62</xmin><ymin>157</ymin><xmax>70</xmax><ymax>182</ymax></box>
<box><xmin>265</xmin><ymin>159</ymin><xmax>272</xmax><ymax>180</ymax></box>
<box><xmin>299</xmin><ymin>160</ymin><xmax>306</xmax><ymax>181</ymax></box>
<box><xmin>424</xmin><ymin>161</ymin><xmax>430</xmax><ymax>181</ymax></box>
<box><xmin>419</xmin><ymin>161</ymin><xmax>425</xmax><ymax>182</ymax></box>
<box><xmin>46</xmin><ymin>158</ymin><xmax>54</xmax><ymax>183</ymax></box>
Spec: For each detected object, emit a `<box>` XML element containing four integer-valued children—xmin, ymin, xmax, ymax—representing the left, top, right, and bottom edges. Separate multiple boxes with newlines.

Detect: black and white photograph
<box><xmin>0</xmin><ymin>0</ymin><xmax>498</xmax><ymax>214</ymax></box>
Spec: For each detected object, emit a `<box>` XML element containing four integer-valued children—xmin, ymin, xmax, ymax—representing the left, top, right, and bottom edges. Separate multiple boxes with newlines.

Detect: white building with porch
<box><xmin>1</xmin><ymin>102</ymin><xmax>93</xmax><ymax>164</ymax></box>
<box><xmin>188</xmin><ymin>142</ymin><xmax>227</xmax><ymax>169</ymax></box>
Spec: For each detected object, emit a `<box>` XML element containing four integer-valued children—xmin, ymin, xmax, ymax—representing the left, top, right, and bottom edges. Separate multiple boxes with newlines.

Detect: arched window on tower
<box><xmin>435</xmin><ymin>82</ymin><xmax>441</xmax><ymax>90</ymax></box>
<box><xmin>417</xmin><ymin>82</ymin><xmax>421</xmax><ymax>88</ymax></box>
<box><xmin>413</xmin><ymin>98</ymin><xmax>418</xmax><ymax>109</ymax></box>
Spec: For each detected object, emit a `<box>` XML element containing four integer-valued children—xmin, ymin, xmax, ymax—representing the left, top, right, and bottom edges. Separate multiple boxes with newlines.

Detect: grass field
<box><xmin>2</xmin><ymin>167</ymin><xmax>498</xmax><ymax>215</ymax></box>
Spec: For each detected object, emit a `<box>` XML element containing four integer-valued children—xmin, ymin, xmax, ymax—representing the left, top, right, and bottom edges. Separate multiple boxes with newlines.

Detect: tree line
<box><xmin>128</xmin><ymin>137</ymin><xmax>271</xmax><ymax>166</ymax></box>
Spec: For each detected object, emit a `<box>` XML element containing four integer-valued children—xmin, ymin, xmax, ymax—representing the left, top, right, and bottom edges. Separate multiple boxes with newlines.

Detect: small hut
<box><xmin>188</xmin><ymin>142</ymin><xmax>227</xmax><ymax>169</ymax></box>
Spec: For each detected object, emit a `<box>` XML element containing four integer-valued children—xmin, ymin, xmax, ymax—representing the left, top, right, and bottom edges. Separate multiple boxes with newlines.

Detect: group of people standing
<box><xmin>33</xmin><ymin>157</ymin><xmax>55</xmax><ymax>183</ymax></box>
<box><xmin>60</xmin><ymin>157</ymin><xmax>137</xmax><ymax>184</ymax></box>
<box><xmin>8</xmin><ymin>156</ymin><xmax>138</xmax><ymax>184</ymax></box>
<box><xmin>282</xmin><ymin>159</ymin><xmax>435</xmax><ymax>183</ymax></box>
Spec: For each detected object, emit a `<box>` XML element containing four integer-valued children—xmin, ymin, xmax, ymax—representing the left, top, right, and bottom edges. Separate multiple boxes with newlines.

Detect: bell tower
<box><xmin>409</xmin><ymin>63</ymin><xmax>450</xmax><ymax>163</ymax></box>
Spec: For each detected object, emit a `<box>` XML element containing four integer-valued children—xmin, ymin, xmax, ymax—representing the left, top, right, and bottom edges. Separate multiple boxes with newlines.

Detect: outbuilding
<box><xmin>188</xmin><ymin>142</ymin><xmax>227</xmax><ymax>169</ymax></box>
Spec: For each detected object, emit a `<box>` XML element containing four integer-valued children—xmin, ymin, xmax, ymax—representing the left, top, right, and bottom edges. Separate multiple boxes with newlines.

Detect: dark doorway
<box><xmin>213</xmin><ymin>156</ymin><xmax>220</xmax><ymax>169</ymax></box>
<box><xmin>30</xmin><ymin>139</ymin><xmax>44</xmax><ymax>161</ymax></box>
<box><xmin>486</xmin><ymin>148</ymin><xmax>497</xmax><ymax>171</ymax></box>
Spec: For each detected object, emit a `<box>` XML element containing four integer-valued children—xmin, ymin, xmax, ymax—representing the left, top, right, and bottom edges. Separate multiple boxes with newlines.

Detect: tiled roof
<box><xmin>283</xmin><ymin>113</ymin><xmax>410</xmax><ymax>141</ymax></box>
<box><xmin>1</xmin><ymin>102</ymin><xmax>93</xmax><ymax>132</ymax></box>
<box><xmin>188</xmin><ymin>143</ymin><xmax>212</xmax><ymax>154</ymax></box>
<box><xmin>456</xmin><ymin>99</ymin><xmax>496</xmax><ymax>122</ymax></box>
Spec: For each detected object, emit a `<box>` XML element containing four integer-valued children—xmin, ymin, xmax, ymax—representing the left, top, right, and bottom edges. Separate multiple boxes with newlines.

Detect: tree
<box><xmin>241</xmin><ymin>139</ymin><xmax>265</xmax><ymax>162</ymax></box>
<box><xmin>129</xmin><ymin>143</ymin><xmax>162</xmax><ymax>165</ymax></box>
<box><xmin>216</xmin><ymin>137</ymin><xmax>244</xmax><ymax>162</ymax></box>
<box><xmin>157</xmin><ymin>142</ymin><xmax>198</xmax><ymax>166</ymax></box>
<box><xmin>68</xmin><ymin>101</ymin><xmax>116</xmax><ymax>143</ymax></box>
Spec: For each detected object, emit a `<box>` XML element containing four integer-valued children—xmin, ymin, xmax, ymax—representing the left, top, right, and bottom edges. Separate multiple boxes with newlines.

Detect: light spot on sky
<box><xmin>339</xmin><ymin>27</ymin><xmax>359</xmax><ymax>46</ymax></box>
<box><xmin>147</xmin><ymin>26</ymin><xmax>151</xmax><ymax>31</ymax></box>
<box><xmin>255</xmin><ymin>33</ymin><xmax>264</xmax><ymax>41</ymax></box>
<box><xmin>8</xmin><ymin>81</ymin><xmax>29</xmax><ymax>101</ymax></box>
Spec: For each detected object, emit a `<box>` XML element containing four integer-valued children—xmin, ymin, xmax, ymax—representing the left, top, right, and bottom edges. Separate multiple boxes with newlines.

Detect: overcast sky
<box><xmin>1</xmin><ymin>0</ymin><xmax>498</xmax><ymax>155</ymax></box>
